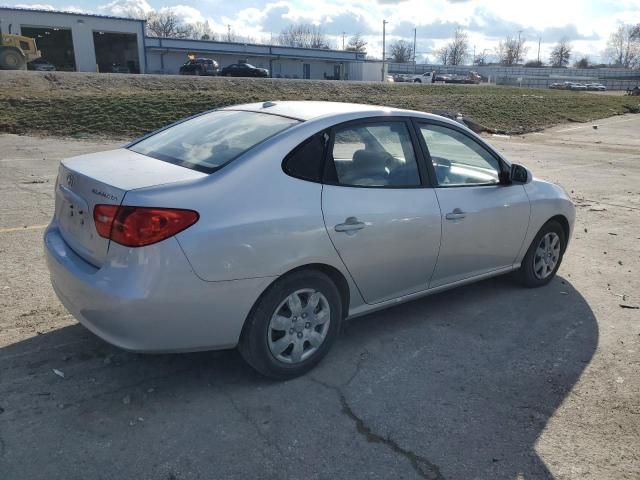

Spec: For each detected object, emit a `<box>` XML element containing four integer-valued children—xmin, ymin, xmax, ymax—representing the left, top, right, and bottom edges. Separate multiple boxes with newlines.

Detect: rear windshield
<box><xmin>129</xmin><ymin>110</ymin><xmax>300</xmax><ymax>173</ymax></box>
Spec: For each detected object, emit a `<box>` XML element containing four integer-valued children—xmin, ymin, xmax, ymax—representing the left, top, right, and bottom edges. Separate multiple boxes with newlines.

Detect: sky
<box><xmin>5</xmin><ymin>0</ymin><xmax>640</xmax><ymax>63</ymax></box>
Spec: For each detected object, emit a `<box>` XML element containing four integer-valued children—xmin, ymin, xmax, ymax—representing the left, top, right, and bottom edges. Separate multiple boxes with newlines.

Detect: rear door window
<box><xmin>129</xmin><ymin>111</ymin><xmax>299</xmax><ymax>174</ymax></box>
<box><xmin>328</xmin><ymin>121</ymin><xmax>421</xmax><ymax>187</ymax></box>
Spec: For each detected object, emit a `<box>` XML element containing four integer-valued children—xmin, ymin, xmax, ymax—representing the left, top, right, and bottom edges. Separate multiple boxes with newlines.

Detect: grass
<box><xmin>0</xmin><ymin>71</ymin><xmax>638</xmax><ymax>138</ymax></box>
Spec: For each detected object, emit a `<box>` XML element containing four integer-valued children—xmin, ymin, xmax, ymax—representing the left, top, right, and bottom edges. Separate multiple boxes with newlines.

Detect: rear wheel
<box><xmin>239</xmin><ymin>270</ymin><xmax>342</xmax><ymax>379</ymax></box>
<box><xmin>414</xmin><ymin>79</ymin><xmax>421</xmax><ymax>83</ymax></box>
<box><xmin>517</xmin><ymin>220</ymin><xmax>566</xmax><ymax>287</ymax></box>
<box><xmin>0</xmin><ymin>48</ymin><xmax>26</xmax><ymax>70</ymax></box>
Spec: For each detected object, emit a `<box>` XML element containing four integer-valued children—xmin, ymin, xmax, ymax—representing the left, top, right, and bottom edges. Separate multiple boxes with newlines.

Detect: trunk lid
<box><xmin>55</xmin><ymin>148</ymin><xmax>206</xmax><ymax>266</ymax></box>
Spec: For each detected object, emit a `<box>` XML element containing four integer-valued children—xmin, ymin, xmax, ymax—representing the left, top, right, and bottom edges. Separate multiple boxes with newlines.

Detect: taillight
<box><xmin>93</xmin><ymin>205</ymin><xmax>199</xmax><ymax>247</ymax></box>
<box><xmin>94</xmin><ymin>204</ymin><xmax>119</xmax><ymax>238</ymax></box>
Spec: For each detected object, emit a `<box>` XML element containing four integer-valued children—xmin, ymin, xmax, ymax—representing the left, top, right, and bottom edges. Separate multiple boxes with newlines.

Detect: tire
<box><xmin>0</xmin><ymin>48</ymin><xmax>26</xmax><ymax>70</ymax></box>
<box><xmin>517</xmin><ymin>220</ymin><xmax>566</xmax><ymax>288</ymax></box>
<box><xmin>239</xmin><ymin>270</ymin><xmax>343</xmax><ymax>380</ymax></box>
<box><xmin>414</xmin><ymin>79</ymin><xmax>421</xmax><ymax>83</ymax></box>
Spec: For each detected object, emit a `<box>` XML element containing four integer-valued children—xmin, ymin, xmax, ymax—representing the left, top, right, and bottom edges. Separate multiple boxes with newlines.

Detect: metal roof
<box><xmin>0</xmin><ymin>6</ymin><xmax>145</xmax><ymax>23</ymax></box>
<box><xmin>144</xmin><ymin>37</ymin><xmax>366</xmax><ymax>61</ymax></box>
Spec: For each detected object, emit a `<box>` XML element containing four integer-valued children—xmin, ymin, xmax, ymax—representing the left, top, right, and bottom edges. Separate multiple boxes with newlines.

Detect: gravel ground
<box><xmin>0</xmin><ymin>116</ymin><xmax>638</xmax><ymax>479</ymax></box>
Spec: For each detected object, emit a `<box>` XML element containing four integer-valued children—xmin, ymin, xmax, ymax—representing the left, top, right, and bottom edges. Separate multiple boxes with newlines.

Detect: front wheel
<box><xmin>0</xmin><ymin>49</ymin><xmax>26</xmax><ymax>70</ymax></box>
<box><xmin>239</xmin><ymin>270</ymin><xmax>342</xmax><ymax>379</ymax></box>
<box><xmin>517</xmin><ymin>220</ymin><xmax>566</xmax><ymax>287</ymax></box>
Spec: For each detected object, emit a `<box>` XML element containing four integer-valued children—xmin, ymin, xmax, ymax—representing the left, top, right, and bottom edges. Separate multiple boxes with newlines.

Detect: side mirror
<box><xmin>510</xmin><ymin>163</ymin><xmax>529</xmax><ymax>183</ymax></box>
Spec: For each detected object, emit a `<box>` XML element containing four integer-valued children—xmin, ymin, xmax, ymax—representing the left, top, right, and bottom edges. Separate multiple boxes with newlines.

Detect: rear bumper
<box><xmin>44</xmin><ymin>223</ymin><xmax>274</xmax><ymax>352</ymax></box>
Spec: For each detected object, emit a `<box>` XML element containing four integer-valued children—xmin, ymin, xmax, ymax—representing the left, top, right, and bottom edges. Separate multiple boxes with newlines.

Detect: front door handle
<box><xmin>445</xmin><ymin>208</ymin><xmax>467</xmax><ymax>220</ymax></box>
<box><xmin>335</xmin><ymin>217</ymin><xmax>366</xmax><ymax>233</ymax></box>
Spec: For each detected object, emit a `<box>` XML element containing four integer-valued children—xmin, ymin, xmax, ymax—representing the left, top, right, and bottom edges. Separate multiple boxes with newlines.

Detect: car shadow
<box><xmin>0</xmin><ymin>274</ymin><xmax>597</xmax><ymax>480</ymax></box>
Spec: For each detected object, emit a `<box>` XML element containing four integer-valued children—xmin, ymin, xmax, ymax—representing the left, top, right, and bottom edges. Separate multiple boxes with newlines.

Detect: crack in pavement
<box><xmin>225</xmin><ymin>391</ymin><xmax>287</xmax><ymax>460</ymax></box>
<box><xmin>308</xmin><ymin>355</ymin><xmax>445</xmax><ymax>480</ymax></box>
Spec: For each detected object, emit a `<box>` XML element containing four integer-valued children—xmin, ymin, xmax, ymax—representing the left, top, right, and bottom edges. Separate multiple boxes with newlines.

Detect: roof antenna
<box><xmin>262</xmin><ymin>101</ymin><xmax>276</xmax><ymax>108</ymax></box>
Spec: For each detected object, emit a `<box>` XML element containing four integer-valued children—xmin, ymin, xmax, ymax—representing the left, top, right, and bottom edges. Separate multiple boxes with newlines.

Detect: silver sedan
<box><xmin>44</xmin><ymin>101</ymin><xmax>575</xmax><ymax>378</ymax></box>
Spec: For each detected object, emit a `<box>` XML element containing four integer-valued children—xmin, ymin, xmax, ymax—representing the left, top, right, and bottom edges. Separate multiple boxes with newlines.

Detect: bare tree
<box><xmin>606</xmin><ymin>24</ymin><xmax>640</xmax><ymax>68</ymax></box>
<box><xmin>225</xmin><ymin>29</ymin><xmax>239</xmax><ymax>43</ymax></box>
<box><xmin>190</xmin><ymin>21</ymin><xmax>216</xmax><ymax>41</ymax></box>
<box><xmin>495</xmin><ymin>35</ymin><xmax>528</xmax><ymax>65</ymax></box>
<box><xmin>436</xmin><ymin>45</ymin><xmax>450</xmax><ymax>65</ymax></box>
<box><xmin>473</xmin><ymin>49</ymin><xmax>489</xmax><ymax>65</ymax></box>
<box><xmin>549</xmin><ymin>38</ymin><xmax>572</xmax><ymax>67</ymax></box>
<box><xmin>574</xmin><ymin>56</ymin><xmax>590</xmax><ymax>69</ymax></box>
<box><xmin>389</xmin><ymin>40</ymin><xmax>414</xmax><ymax>63</ymax></box>
<box><xmin>278</xmin><ymin>24</ymin><xmax>329</xmax><ymax>49</ymax></box>
<box><xmin>439</xmin><ymin>28</ymin><xmax>470</xmax><ymax>65</ymax></box>
<box><xmin>145</xmin><ymin>10</ymin><xmax>192</xmax><ymax>38</ymax></box>
<box><xmin>346</xmin><ymin>33</ymin><xmax>367</xmax><ymax>53</ymax></box>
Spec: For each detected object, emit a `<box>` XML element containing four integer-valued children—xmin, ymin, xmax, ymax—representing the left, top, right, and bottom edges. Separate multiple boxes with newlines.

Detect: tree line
<box><xmin>388</xmin><ymin>23</ymin><xmax>640</xmax><ymax>69</ymax></box>
<box><xmin>141</xmin><ymin>9</ymin><xmax>369</xmax><ymax>51</ymax></box>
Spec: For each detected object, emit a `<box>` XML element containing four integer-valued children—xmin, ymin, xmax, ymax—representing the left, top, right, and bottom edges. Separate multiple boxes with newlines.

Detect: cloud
<box><xmin>99</xmin><ymin>0</ymin><xmax>152</xmax><ymax>18</ymax></box>
<box><xmin>158</xmin><ymin>4</ymin><xmax>204</xmax><ymax>24</ymax></box>
<box><xmin>12</xmin><ymin>3</ymin><xmax>56</xmax><ymax>10</ymax></box>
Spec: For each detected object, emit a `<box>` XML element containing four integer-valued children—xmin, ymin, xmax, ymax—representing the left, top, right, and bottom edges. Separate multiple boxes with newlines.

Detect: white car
<box><xmin>405</xmin><ymin>71</ymin><xmax>435</xmax><ymax>83</ymax></box>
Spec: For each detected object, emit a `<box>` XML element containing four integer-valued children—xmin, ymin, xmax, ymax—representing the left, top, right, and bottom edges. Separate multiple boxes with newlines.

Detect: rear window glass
<box><xmin>129</xmin><ymin>110</ymin><xmax>300</xmax><ymax>174</ymax></box>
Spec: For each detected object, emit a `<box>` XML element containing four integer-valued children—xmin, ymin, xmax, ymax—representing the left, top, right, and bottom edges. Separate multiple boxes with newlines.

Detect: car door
<box><xmin>415</xmin><ymin>121</ymin><xmax>530</xmax><ymax>288</ymax></box>
<box><xmin>322</xmin><ymin>118</ymin><xmax>442</xmax><ymax>304</ymax></box>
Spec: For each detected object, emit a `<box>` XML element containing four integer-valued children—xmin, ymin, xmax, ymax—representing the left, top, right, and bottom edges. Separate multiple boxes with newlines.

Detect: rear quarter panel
<box><xmin>122</xmin><ymin>122</ymin><xmax>365</xmax><ymax>307</ymax></box>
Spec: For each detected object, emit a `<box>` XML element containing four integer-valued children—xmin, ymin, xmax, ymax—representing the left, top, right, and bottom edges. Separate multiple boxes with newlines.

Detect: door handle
<box><xmin>335</xmin><ymin>217</ymin><xmax>366</xmax><ymax>233</ymax></box>
<box><xmin>445</xmin><ymin>209</ymin><xmax>467</xmax><ymax>220</ymax></box>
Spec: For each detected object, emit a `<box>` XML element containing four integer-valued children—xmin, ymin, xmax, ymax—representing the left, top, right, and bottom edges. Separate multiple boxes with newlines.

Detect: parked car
<box><xmin>434</xmin><ymin>72</ymin><xmax>481</xmax><ymax>84</ymax></box>
<box><xmin>568</xmin><ymin>83</ymin><xmax>587</xmax><ymax>91</ymax></box>
<box><xmin>219</xmin><ymin>63</ymin><xmax>269</xmax><ymax>78</ymax></box>
<box><xmin>406</xmin><ymin>71</ymin><xmax>435</xmax><ymax>83</ymax></box>
<box><xmin>585</xmin><ymin>83</ymin><xmax>606</xmax><ymax>91</ymax></box>
<box><xmin>627</xmin><ymin>86</ymin><xmax>640</xmax><ymax>96</ymax></box>
<box><xmin>27</xmin><ymin>58</ymin><xmax>56</xmax><ymax>71</ymax></box>
<box><xmin>111</xmin><ymin>64</ymin><xmax>130</xmax><ymax>74</ymax></box>
<box><xmin>549</xmin><ymin>82</ymin><xmax>565</xmax><ymax>89</ymax></box>
<box><xmin>44</xmin><ymin>101</ymin><xmax>574</xmax><ymax>379</ymax></box>
<box><xmin>385</xmin><ymin>75</ymin><xmax>394</xmax><ymax>83</ymax></box>
<box><xmin>179</xmin><ymin>57</ymin><xmax>219</xmax><ymax>76</ymax></box>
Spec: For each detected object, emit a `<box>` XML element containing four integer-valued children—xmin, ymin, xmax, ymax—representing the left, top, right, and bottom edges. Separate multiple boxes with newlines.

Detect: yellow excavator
<box><xmin>0</xmin><ymin>23</ymin><xmax>41</xmax><ymax>70</ymax></box>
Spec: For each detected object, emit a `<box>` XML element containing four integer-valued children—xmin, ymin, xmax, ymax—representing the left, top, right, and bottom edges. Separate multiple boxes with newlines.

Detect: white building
<box><xmin>0</xmin><ymin>7</ymin><xmax>377</xmax><ymax>80</ymax></box>
<box><xmin>0</xmin><ymin>7</ymin><xmax>146</xmax><ymax>73</ymax></box>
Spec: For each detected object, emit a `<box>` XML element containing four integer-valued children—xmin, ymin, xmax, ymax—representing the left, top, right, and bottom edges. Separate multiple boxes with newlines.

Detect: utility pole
<box><xmin>227</xmin><ymin>24</ymin><xmax>231</xmax><ymax>42</ymax></box>
<box><xmin>413</xmin><ymin>27</ymin><xmax>417</xmax><ymax>73</ymax></box>
<box><xmin>381</xmin><ymin>19</ymin><xmax>388</xmax><ymax>81</ymax></box>
<box><xmin>537</xmin><ymin>37</ymin><xmax>541</xmax><ymax>63</ymax></box>
<box><xmin>342</xmin><ymin>32</ymin><xmax>346</xmax><ymax>50</ymax></box>
<box><xmin>517</xmin><ymin>29</ymin><xmax>523</xmax><ymax>63</ymax></box>
<box><xmin>473</xmin><ymin>44</ymin><xmax>476</xmax><ymax>65</ymax></box>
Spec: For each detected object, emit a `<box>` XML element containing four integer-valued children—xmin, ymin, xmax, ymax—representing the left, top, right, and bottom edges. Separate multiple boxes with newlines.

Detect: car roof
<box><xmin>222</xmin><ymin>101</ymin><xmax>439</xmax><ymax>122</ymax></box>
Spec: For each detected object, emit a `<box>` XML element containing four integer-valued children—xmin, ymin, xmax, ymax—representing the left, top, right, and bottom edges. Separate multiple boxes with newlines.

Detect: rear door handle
<box><xmin>445</xmin><ymin>209</ymin><xmax>467</xmax><ymax>220</ymax></box>
<box><xmin>335</xmin><ymin>217</ymin><xmax>366</xmax><ymax>233</ymax></box>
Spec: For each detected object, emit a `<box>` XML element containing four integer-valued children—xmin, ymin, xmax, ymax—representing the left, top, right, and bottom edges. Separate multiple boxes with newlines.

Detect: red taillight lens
<box><xmin>93</xmin><ymin>205</ymin><xmax>199</xmax><ymax>247</ymax></box>
<box><xmin>94</xmin><ymin>204</ymin><xmax>118</xmax><ymax>238</ymax></box>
